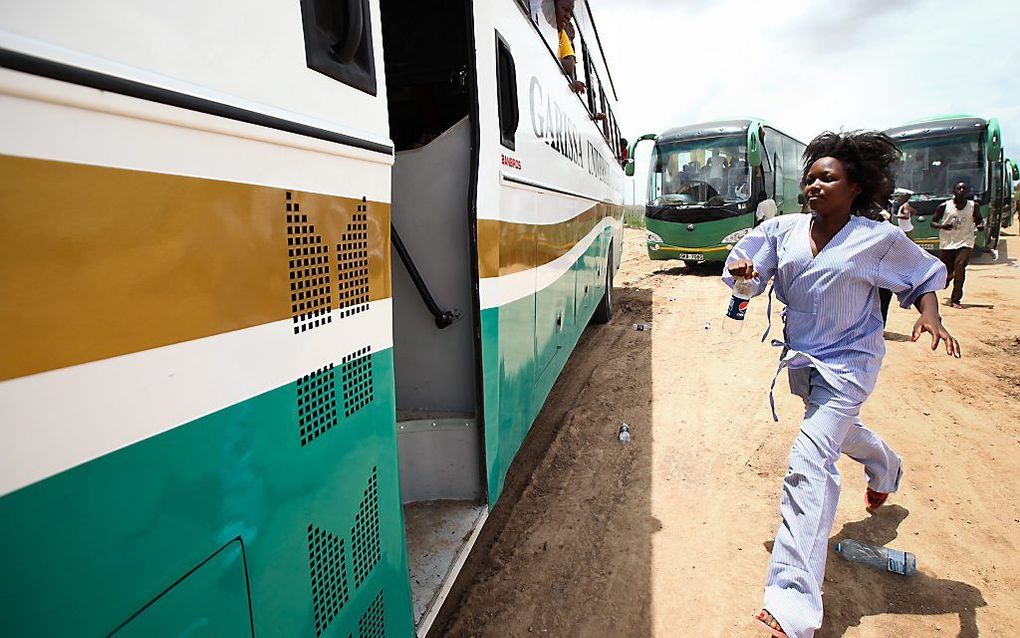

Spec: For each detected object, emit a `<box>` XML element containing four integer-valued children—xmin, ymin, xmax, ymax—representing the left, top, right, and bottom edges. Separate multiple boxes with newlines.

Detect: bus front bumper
<box><xmin>645</xmin><ymin>242</ymin><xmax>732</xmax><ymax>262</ymax></box>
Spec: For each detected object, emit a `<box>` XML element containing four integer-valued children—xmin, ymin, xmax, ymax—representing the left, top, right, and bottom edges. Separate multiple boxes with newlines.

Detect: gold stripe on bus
<box><xmin>0</xmin><ymin>155</ymin><xmax>391</xmax><ymax>381</ymax></box>
<box><xmin>476</xmin><ymin>203</ymin><xmax>621</xmax><ymax>279</ymax></box>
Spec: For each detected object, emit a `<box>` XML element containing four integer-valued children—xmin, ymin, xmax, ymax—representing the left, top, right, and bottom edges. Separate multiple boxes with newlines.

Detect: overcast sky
<box><xmin>591</xmin><ymin>0</ymin><xmax>1020</xmax><ymax>203</ymax></box>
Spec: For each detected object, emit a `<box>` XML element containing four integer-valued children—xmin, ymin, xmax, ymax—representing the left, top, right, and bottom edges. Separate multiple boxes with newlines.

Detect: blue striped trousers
<box><xmin>764</xmin><ymin>367</ymin><xmax>902</xmax><ymax>638</ymax></box>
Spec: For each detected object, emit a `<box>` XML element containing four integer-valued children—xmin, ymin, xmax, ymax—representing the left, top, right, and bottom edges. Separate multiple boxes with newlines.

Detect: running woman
<box><xmin>722</xmin><ymin>131</ymin><xmax>961</xmax><ymax>638</ymax></box>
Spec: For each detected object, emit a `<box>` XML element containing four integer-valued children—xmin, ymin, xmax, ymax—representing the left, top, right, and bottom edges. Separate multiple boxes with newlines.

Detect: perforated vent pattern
<box><xmin>287</xmin><ymin>192</ymin><xmax>332</xmax><ymax>334</ymax></box>
<box><xmin>297</xmin><ymin>363</ymin><xmax>338</xmax><ymax>446</ymax></box>
<box><xmin>338</xmin><ymin>201</ymin><xmax>371</xmax><ymax>318</ymax></box>
<box><xmin>351</xmin><ymin>467</ymin><xmax>381</xmax><ymax>588</ymax></box>
<box><xmin>358</xmin><ymin>590</ymin><xmax>384</xmax><ymax>638</ymax></box>
<box><xmin>342</xmin><ymin>347</ymin><xmax>374</xmax><ymax>418</ymax></box>
<box><xmin>307</xmin><ymin>524</ymin><xmax>350</xmax><ymax>636</ymax></box>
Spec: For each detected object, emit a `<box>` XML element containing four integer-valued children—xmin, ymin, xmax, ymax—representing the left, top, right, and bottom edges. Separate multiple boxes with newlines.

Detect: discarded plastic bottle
<box><xmin>835</xmin><ymin>539</ymin><xmax>916</xmax><ymax>576</ymax></box>
<box><xmin>618</xmin><ymin>423</ymin><xmax>631</xmax><ymax>444</ymax></box>
<box><xmin>724</xmin><ymin>276</ymin><xmax>755</xmax><ymax>334</ymax></box>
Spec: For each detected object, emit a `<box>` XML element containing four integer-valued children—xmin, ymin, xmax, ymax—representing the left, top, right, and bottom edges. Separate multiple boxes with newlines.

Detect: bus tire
<box><xmin>592</xmin><ymin>243</ymin><xmax>614</xmax><ymax>324</ymax></box>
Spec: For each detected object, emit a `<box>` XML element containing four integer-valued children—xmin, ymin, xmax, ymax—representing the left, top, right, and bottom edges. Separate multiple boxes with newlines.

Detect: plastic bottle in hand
<box><xmin>835</xmin><ymin>539</ymin><xmax>916</xmax><ymax>576</ymax></box>
<box><xmin>724</xmin><ymin>276</ymin><xmax>754</xmax><ymax>333</ymax></box>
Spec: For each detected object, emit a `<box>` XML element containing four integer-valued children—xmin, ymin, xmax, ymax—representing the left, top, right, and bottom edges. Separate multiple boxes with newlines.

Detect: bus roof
<box><xmin>884</xmin><ymin>116</ymin><xmax>988</xmax><ymax>140</ymax></box>
<box><xmin>657</xmin><ymin>119</ymin><xmax>754</xmax><ymax>145</ymax></box>
<box><xmin>657</xmin><ymin>118</ymin><xmax>803</xmax><ymax>145</ymax></box>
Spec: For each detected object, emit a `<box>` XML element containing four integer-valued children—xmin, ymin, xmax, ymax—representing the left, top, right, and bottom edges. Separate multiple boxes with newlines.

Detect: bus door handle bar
<box><xmin>390</xmin><ymin>222</ymin><xmax>461</xmax><ymax>329</ymax></box>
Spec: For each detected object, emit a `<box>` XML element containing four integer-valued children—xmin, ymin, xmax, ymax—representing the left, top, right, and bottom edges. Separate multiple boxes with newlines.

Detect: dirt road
<box><xmin>439</xmin><ymin>227</ymin><xmax>1020</xmax><ymax>637</ymax></box>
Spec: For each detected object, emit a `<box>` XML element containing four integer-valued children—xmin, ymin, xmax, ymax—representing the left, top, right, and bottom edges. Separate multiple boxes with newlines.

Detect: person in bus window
<box><xmin>930</xmin><ymin>181</ymin><xmax>984</xmax><ymax>309</ymax></box>
<box><xmin>723</xmin><ymin>131</ymin><xmax>959</xmax><ymax>638</ymax></box>
<box><xmin>706</xmin><ymin>149</ymin><xmax>727</xmax><ymax>190</ymax></box>
<box><xmin>555</xmin><ymin>0</ymin><xmax>585</xmax><ymax>93</ymax></box>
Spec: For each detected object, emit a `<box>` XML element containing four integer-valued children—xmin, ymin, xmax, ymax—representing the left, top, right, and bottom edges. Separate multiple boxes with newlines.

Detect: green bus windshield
<box><xmin>649</xmin><ymin>136</ymin><xmax>749</xmax><ymax>207</ymax></box>
<box><xmin>894</xmin><ymin>133</ymin><xmax>985</xmax><ymax>201</ymax></box>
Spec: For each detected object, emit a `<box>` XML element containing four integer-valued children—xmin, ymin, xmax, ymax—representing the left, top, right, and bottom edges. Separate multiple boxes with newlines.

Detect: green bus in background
<box><xmin>625</xmin><ymin>119</ymin><xmax>805</xmax><ymax>262</ymax></box>
<box><xmin>885</xmin><ymin>115</ymin><xmax>1011</xmax><ymax>253</ymax></box>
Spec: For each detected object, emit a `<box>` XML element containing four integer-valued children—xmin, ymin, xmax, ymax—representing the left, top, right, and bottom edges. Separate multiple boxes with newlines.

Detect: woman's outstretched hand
<box><xmin>727</xmin><ymin>259</ymin><xmax>757</xmax><ymax>280</ymax></box>
<box><xmin>912</xmin><ymin>312</ymin><xmax>961</xmax><ymax>357</ymax></box>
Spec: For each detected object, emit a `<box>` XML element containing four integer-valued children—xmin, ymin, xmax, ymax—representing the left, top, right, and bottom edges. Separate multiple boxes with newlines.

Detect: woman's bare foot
<box><xmin>754</xmin><ymin>609</ymin><xmax>787</xmax><ymax>636</ymax></box>
<box><xmin>950</xmin><ymin>302</ymin><xmax>964</xmax><ymax>309</ymax></box>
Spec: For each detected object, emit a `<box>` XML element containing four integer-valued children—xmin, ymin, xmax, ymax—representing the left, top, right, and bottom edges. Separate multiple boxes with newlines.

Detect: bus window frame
<box><xmin>509</xmin><ymin>0</ymin><xmax>620</xmax><ymax>159</ymax></box>
<box><xmin>495</xmin><ymin>31</ymin><xmax>520</xmax><ymax>150</ymax></box>
<box><xmin>298</xmin><ymin>0</ymin><xmax>378</xmax><ymax>96</ymax></box>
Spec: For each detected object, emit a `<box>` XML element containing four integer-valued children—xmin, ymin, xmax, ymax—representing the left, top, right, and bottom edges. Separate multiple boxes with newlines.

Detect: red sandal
<box><xmin>752</xmin><ymin>609</ymin><xmax>789</xmax><ymax>637</ymax></box>
<box><xmin>866</xmin><ymin>487</ymin><xmax>889</xmax><ymax>511</ymax></box>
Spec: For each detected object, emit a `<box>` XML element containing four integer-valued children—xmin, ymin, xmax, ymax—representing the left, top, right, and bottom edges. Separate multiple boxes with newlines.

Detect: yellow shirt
<box><xmin>558</xmin><ymin>29</ymin><xmax>575</xmax><ymax>59</ymax></box>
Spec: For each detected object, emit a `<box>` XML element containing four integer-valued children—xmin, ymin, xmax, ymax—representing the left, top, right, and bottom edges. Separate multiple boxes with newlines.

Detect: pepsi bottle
<box><xmin>724</xmin><ymin>276</ymin><xmax>754</xmax><ymax>333</ymax></box>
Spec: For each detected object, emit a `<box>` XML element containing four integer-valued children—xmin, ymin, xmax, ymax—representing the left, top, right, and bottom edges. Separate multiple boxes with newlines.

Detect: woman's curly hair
<box><xmin>801</xmin><ymin>131</ymin><xmax>901</xmax><ymax>215</ymax></box>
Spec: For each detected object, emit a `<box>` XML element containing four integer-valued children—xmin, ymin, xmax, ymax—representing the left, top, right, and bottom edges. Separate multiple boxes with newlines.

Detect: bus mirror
<box><xmin>1012</xmin><ymin>163</ymin><xmax>1019</xmax><ymax>181</ymax></box>
<box><xmin>625</xmin><ymin>159</ymin><xmax>635</xmax><ymax>177</ymax></box>
<box><xmin>747</xmin><ymin>128</ymin><xmax>761</xmax><ymax>167</ymax></box>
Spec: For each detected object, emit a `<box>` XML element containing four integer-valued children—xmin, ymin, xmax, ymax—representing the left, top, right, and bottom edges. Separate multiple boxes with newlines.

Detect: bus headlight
<box><xmin>721</xmin><ymin>228</ymin><xmax>750</xmax><ymax>244</ymax></box>
<box><xmin>646</xmin><ymin>231</ymin><xmax>663</xmax><ymax>244</ymax></box>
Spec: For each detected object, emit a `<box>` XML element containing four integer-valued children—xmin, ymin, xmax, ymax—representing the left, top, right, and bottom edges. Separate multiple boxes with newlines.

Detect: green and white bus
<box><xmin>885</xmin><ymin>115</ymin><xmax>1008</xmax><ymax>252</ymax></box>
<box><xmin>625</xmin><ymin>119</ymin><xmax>804</xmax><ymax>262</ymax></box>
<box><xmin>0</xmin><ymin>0</ymin><xmax>624</xmax><ymax>636</ymax></box>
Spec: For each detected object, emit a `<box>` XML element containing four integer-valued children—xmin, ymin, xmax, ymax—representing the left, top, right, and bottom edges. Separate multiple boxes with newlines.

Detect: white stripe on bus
<box><xmin>478</xmin><ymin>216</ymin><xmax>617</xmax><ymax>310</ymax></box>
<box><xmin>0</xmin><ymin>300</ymin><xmax>393</xmax><ymax>497</ymax></box>
<box><xmin>0</xmin><ymin>65</ymin><xmax>392</xmax><ymax>201</ymax></box>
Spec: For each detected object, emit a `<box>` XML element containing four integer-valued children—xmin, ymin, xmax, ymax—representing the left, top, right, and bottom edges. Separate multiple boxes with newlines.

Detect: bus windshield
<box><xmin>649</xmin><ymin>136</ymin><xmax>749</xmax><ymax>207</ymax></box>
<box><xmin>894</xmin><ymin>134</ymin><xmax>985</xmax><ymax>201</ymax></box>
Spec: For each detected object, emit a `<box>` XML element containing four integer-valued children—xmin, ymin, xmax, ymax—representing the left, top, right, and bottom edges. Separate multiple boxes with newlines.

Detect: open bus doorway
<box><xmin>379</xmin><ymin>0</ymin><xmax>485</xmax><ymax>631</ymax></box>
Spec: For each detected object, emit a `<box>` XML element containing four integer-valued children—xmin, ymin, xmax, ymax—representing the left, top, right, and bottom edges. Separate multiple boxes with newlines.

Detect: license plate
<box><xmin>677</xmin><ymin>253</ymin><xmax>704</xmax><ymax>261</ymax></box>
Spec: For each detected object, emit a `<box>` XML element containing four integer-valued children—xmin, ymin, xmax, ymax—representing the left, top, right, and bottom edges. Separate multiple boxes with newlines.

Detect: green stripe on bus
<box><xmin>0</xmin><ymin>349</ymin><xmax>413</xmax><ymax>638</ymax></box>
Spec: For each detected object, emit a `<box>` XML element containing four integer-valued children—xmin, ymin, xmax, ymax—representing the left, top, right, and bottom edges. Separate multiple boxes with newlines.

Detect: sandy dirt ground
<box><xmin>437</xmin><ymin>227</ymin><xmax>1020</xmax><ymax>638</ymax></box>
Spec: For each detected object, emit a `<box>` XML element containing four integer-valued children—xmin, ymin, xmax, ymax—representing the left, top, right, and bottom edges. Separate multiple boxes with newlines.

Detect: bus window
<box><xmin>584</xmin><ymin>51</ymin><xmax>601</xmax><ymax>115</ymax></box>
<box><xmin>771</xmin><ymin>137</ymin><xmax>785</xmax><ymax>211</ymax></box>
<box><xmin>598</xmin><ymin>84</ymin><xmax>610</xmax><ymax>138</ymax></box>
<box><xmin>759</xmin><ymin>134</ymin><xmax>774</xmax><ymax>199</ymax></box>
<box><xmin>495</xmin><ymin>33</ymin><xmax>519</xmax><ymax>150</ymax></box>
<box><xmin>650</xmin><ymin>136</ymin><xmax>749</xmax><ymax>206</ymax></box>
<box><xmin>648</xmin><ymin>146</ymin><xmax>663</xmax><ymax>203</ymax></box>
<box><xmin>894</xmin><ymin>134</ymin><xmax>985</xmax><ymax>201</ymax></box>
<box><xmin>298</xmin><ymin>0</ymin><xmax>378</xmax><ymax>95</ymax></box>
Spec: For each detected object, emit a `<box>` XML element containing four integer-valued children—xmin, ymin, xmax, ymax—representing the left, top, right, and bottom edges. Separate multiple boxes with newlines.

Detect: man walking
<box><xmin>931</xmin><ymin>181</ymin><xmax>984</xmax><ymax>309</ymax></box>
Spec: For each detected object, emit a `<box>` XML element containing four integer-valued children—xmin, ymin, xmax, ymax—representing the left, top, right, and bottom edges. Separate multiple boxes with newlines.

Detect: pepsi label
<box><xmin>726</xmin><ymin>295</ymin><xmax>749</xmax><ymax>320</ymax></box>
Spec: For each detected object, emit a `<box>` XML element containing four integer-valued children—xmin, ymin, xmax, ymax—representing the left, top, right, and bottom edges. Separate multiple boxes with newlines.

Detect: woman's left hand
<box><xmin>912</xmin><ymin>313</ymin><xmax>961</xmax><ymax>357</ymax></box>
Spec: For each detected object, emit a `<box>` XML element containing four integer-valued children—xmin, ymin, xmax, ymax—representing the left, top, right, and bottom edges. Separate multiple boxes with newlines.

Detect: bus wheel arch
<box><xmin>591</xmin><ymin>241</ymin><xmax>614</xmax><ymax>324</ymax></box>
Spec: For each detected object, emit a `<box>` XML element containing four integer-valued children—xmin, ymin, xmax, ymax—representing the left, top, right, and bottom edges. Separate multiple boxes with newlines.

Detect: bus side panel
<box><xmin>0</xmin><ymin>106</ymin><xmax>413</xmax><ymax>636</ymax></box>
<box><xmin>0</xmin><ymin>0</ymin><xmax>391</xmax><ymax>143</ymax></box>
<box><xmin>471</xmin><ymin>3</ymin><xmax>624</xmax><ymax>504</ymax></box>
<box><xmin>0</xmin><ymin>354</ymin><xmax>411</xmax><ymax>637</ymax></box>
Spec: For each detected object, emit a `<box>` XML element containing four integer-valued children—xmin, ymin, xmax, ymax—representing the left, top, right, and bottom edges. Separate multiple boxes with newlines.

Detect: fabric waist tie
<box><xmin>768</xmin><ymin>339</ymin><xmax>792</xmax><ymax>422</ymax></box>
<box><xmin>760</xmin><ymin>281</ymin><xmax>776</xmax><ymax>343</ymax></box>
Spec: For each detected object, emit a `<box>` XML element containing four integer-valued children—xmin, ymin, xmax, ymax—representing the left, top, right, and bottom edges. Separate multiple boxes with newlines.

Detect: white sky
<box><xmin>590</xmin><ymin>0</ymin><xmax>1020</xmax><ymax>203</ymax></box>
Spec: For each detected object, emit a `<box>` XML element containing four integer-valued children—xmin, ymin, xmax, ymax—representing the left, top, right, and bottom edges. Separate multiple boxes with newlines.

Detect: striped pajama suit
<box><xmin>723</xmin><ymin>213</ymin><xmax>945</xmax><ymax>637</ymax></box>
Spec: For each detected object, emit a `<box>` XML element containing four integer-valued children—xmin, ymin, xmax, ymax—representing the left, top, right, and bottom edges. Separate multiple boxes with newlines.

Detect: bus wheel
<box><xmin>592</xmin><ymin>244</ymin><xmax>614</xmax><ymax>324</ymax></box>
